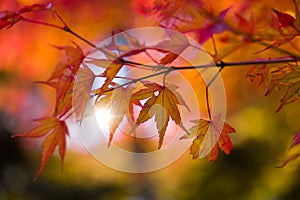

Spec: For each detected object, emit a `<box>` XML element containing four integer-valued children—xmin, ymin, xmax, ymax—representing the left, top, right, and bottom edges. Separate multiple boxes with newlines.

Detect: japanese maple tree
<box><xmin>0</xmin><ymin>0</ymin><xmax>300</xmax><ymax>179</ymax></box>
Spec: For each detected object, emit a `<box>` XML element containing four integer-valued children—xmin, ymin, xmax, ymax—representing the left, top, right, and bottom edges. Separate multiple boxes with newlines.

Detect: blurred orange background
<box><xmin>1</xmin><ymin>0</ymin><xmax>300</xmax><ymax>199</ymax></box>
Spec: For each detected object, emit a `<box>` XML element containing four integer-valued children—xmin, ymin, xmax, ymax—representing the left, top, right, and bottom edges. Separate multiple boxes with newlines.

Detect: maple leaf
<box><xmin>48</xmin><ymin>43</ymin><xmax>85</xmax><ymax>82</ymax></box>
<box><xmin>262</xmin><ymin>63</ymin><xmax>300</xmax><ymax>112</ymax></box>
<box><xmin>268</xmin><ymin>8</ymin><xmax>299</xmax><ymax>49</ymax></box>
<box><xmin>246</xmin><ymin>61</ymin><xmax>270</xmax><ymax>87</ymax></box>
<box><xmin>54</xmin><ymin>92</ymin><xmax>73</xmax><ymax>119</ymax></box>
<box><xmin>147</xmin><ymin>0</ymin><xmax>204</xmax><ymax>28</ymax></box>
<box><xmin>183</xmin><ymin>119</ymin><xmax>236</xmax><ymax>161</ymax></box>
<box><xmin>73</xmin><ymin>63</ymin><xmax>95</xmax><ymax>121</ymax></box>
<box><xmin>131</xmin><ymin>82</ymin><xmax>186</xmax><ymax>148</ymax></box>
<box><xmin>96</xmin><ymin>86</ymin><xmax>139</xmax><ymax>146</ymax></box>
<box><xmin>40</xmin><ymin>43</ymin><xmax>85</xmax><ymax>117</ymax></box>
<box><xmin>272</xmin><ymin>9</ymin><xmax>296</xmax><ymax>28</ymax></box>
<box><xmin>153</xmin><ymin>31</ymin><xmax>190</xmax><ymax>65</ymax></box>
<box><xmin>105</xmin><ymin>31</ymin><xmax>143</xmax><ymax>52</ymax></box>
<box><xmin>276</xmin><ymin>80</ymin><xmax>300</xmax><ymax>112</ymax></box>
<box><xmin>197</xmin><ymin>6</ymin><xmax>231</xmax><ymax>44</ymax></box>
<box><xmin>235</xmin><ymin>13</ymin><xmax>255</xmax><ymax>40</ymax></box>
<box><xmin>13</xmin><ymin>117</ymin><xmax>69</xmax><ymax>179</ymax></box>
<box><xmin>85</xmin><ymin>58</ymin><xmax>114</xmax><ymax>69</ymax></box>
<box><xmin>160</xmin><ymin>52</ymin><xmax>179</xmax><ymax>65</ymax></box>
<box><xmin>0</xmin><ymin>3</ymin><xmax>53</xmax><ymax>30</ymax></box>
<box><xmin>94</xmin><ymin>58</ymin><xmax>124</xmax><ymax>99</ymax></box>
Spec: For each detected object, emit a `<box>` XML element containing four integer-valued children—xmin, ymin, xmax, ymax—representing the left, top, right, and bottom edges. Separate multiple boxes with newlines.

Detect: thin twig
<box><xmin>65</xmin><ymin>27</ymin><xmax>98</xmax><ymax>49</ymax></box>
<box><xmin>21</xmin><ymin>17</ymin><xmax>64</xmax><ymax>29</ymax></box>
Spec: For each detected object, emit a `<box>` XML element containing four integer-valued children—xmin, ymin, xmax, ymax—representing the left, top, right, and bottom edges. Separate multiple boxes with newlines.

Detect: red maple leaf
<box><xmin>273</xmin><ymin>9</ymin><xmax>296</xmax><ymax>28</ymax></box>
<box><xmin>0</xmin><ymin>3</ymin><xmax>52</xmax><ymax>30</ymax></box>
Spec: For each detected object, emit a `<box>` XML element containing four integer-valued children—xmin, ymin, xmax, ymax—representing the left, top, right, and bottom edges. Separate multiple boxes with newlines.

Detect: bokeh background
<box><xmin>1</xmin><ymin>0</ymin><xmax>300</xmax><ymax>199</ymax></box>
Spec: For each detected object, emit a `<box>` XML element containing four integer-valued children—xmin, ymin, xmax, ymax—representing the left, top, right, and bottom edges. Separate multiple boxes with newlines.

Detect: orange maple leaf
<box><xmin>94</xmin><ymin>58</ymin><xmax>124</xmax><ymax>99</ymax></box>
<box><xmin>131</xmin><ymin>82</ymin><xmax>186</xmax><ymax>148</ymax></box>
<box><xmin>96</xmin><ymin>86</ymin><xmax>139</xmax><ymax>146</ymax></box>
<box><xmin>183</xmin><ymin>119</ymin><xmax>236</xmax><ymax>162</ymax></box>
<box><xmin>39</xmin><ymin>43</ymin><xmax>85</xmax><ymax>117</ymax></box>
<box><xmin>73</xmin><ymin>63</ymin><xmax>95</xmax><ymax>121</ymax></box>
<box><xmin>13</xmin><ymin>117</ymin><xmax>69</xmax><ymax>179</ymax></box>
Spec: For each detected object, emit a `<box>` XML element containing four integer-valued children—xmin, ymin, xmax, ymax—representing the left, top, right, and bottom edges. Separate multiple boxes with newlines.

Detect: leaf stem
<box><xmin>53</xmin><ymin>10</ymin><xmax>68</xmax><ymax>27</ymax></box>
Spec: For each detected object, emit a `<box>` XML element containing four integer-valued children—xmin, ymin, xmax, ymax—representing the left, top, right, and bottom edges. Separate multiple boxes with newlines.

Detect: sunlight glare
<box><xmin>95</xmin><ymin>108</ymin><xmax>112</xmax><ymax>131</ymax></box>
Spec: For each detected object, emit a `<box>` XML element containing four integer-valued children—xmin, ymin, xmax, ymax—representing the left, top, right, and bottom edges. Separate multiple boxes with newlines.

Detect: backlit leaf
<box><xmin>273</xmin><ymin>9</ymin><xmax>296</xmax><ymax>28</ymax></box>
<box><xmin>13</xmin><ymin>117</ymin><xmax>69</xmax><ymax>179</ymax></box>
<box><xmin>197</xmin><ymin>6</ymin><xmax>231</xmax><ymax>44</ymax></box>
<box><xmin>184</xmin><ymin>119</ymin><xmax>235</xmax><ymax>162</ymax></box>
<box><xmin>132</xmin><ymin>82</ymin><xmax>184</xmax><ymax>148</ymax></box>
<box><xmin>94</xmin><ymin>59</ymin><xmax>124</xmax><ymax>99</ymax></box>
<box><xmin>43</xmin><ymin>44</ymin><xmax>85</xmax><ymax>117</ymax></box>
<box><xmin>109</xmin><ymin>87</ymin><xmax>136</xmax><ymax>146</ymax></box>
<box><xmin>73</xmin><ymin>63</ymin><xmax>95</xmax><ymax>121</ymax></box>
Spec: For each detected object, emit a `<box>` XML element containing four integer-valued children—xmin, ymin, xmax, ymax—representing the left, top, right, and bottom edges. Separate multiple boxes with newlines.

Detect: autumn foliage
<box><xmin>1</xmin><ymin>0</ymin><xmax>300</xmax><ymax>178</ymax></box>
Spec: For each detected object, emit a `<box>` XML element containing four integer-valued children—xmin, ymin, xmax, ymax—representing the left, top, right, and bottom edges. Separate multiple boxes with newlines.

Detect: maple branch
<box><xmin>21</xmin><ymin>16</ymin><xmax>99</xmax><ymax>49</ymax></box>
<box><xmin>123</xmin><ymin>56</ymin><xmax>300</xmax><ymax>71</ymax></box>
<box><xmin>207</xmin><ymin>62</ymin><xmax>225</xmax><ymax>87</ymax></box>
<box><xmin>174</xmin><ymin>57</ymin><xmax>300</xmax><ymax>70</ymax></box>
<box><xmin>21</xmin><ymin>9</ymin><xmax>100</xmax><ymax>50</ymax></box>
<box><xmin>64</xmin><ymin>27</ymin><xmax>98</xmax><ymax>49</ymax></box>
<box><xmin>101</xmin><ymin>56</ymin><xmax>299</xmax><ymax>100</ymax></box>
<box><xmin>95</xmin><ymin>56</ymin><xmax>300</xmax><ymax>96</ymax></box>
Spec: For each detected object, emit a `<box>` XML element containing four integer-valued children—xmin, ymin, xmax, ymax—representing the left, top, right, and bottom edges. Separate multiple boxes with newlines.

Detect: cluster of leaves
<box><xmin>1</xmin><ymin>0</ymin><xmax>300</xmax><ymax>178</ymax></box>
<box><xmin>143</xmin><ymin>0</ymin><xmax>300</xmax><ymax>166</ymax></box>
